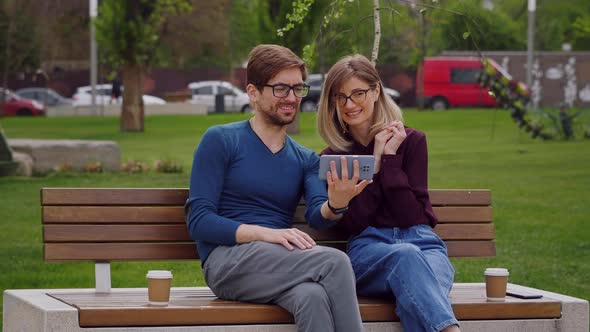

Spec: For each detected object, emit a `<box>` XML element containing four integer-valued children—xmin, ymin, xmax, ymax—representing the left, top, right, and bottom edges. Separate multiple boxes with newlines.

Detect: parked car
<box><xmin>300</xmin><ymin>74</ymin><xmax>401</xmax><ymax>112</ymax></box>
<box><xmin>187</xmin><ymin>81</ymin><xmax>251</xmax><ymax>113</ymax></box>
<box><xmin>300</xmin><ymin>74</ymin><xmax>323</xmax><ymax>112</ymax></box>
<box><xmin>15</xmin><ymin>87</ymin><xmax>72</xmax><ymax>106</ymax></box>
<box><xmin>0</xmin><ymin>88</ymin><xmax>46</xmax><ymax>116</ymax></box>
<box><xmin>417</xmin><ymin>56</ymin><xmax>505</xmax><ymax>110</ymax></box>
<box><xmin>72</xmin><ymin>84</ymin><xmax>166</xmax><ymax>107</ymax></box>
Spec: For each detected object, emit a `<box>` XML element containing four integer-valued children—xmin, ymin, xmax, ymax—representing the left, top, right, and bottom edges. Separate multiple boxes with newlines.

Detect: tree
<box><xmin>430</xmin><ymin>0</ymin><xmax>524</xmax><ymax>52</ymax></box>
<box><xmin>94</xmin><ymin>0</ymin><xmax>191</xmax><ymax>132</ymax></box>
<box><xmin>572</xmin><ymin>14</ymin><xmax>590</xmax><ymax>50</ymax></box>
<box><xmin>497</xmin><ymin>0</ymin><xmax>590</xmax><ymax>51</ymax></box>
<box><xmin>278</xmin><ymin>0</ymin><xmax>447</xmax><ymax>71</ymax></box>
<box><xmin>0</xmin><ymin>0</ymin><xmax>40</xmax><ymax>117</ymax></box>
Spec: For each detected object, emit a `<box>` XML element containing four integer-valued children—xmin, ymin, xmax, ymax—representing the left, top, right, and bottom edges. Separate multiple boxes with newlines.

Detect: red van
<box><xmin>416</xmin><ymin>56</ymin><xmax>499</xmax><ymax>110</ymax></box>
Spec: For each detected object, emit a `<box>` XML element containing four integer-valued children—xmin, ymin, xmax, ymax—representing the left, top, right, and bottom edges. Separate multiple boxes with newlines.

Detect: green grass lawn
<box><xmin>1</xmin><ymin>109</ymin><xmax>589</xmax><ymax>327</ymax></box>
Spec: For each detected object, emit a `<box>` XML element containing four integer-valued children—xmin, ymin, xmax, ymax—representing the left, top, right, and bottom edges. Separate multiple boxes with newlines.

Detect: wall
<box><xmin>442</xmin><ymin>51</ymin><xmax>590</xmax><ymax>108</ymax></box>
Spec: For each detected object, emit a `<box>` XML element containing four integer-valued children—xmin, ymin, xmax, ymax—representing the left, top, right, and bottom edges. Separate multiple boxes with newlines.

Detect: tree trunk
<box><xmin>370</xmin><ymin>0</ymin><xmax>381</xmax><ymax>66</ymax></box>
<box><xmin>120</xmin><ymin>64</ymin><xmax>144</xmax><ymax>132</ymax></box>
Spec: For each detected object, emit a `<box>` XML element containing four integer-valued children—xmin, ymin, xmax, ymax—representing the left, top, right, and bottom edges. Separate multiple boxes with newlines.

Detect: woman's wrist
<box><xmin>373</xmin><ymin>155</ymin><xmax>382</xmax><ymax>173</ymax></box>
<box><xmin>383</xmin><ymin>148</ymin><xmax>397</xmax><ymax>155</ymax></box>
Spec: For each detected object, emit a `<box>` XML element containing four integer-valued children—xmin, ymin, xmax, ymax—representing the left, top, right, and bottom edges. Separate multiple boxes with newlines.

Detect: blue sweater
<box><xmin>186</xmin><ymin>120</ymin><xmax>335</xmax><ymax>263</ymax></box>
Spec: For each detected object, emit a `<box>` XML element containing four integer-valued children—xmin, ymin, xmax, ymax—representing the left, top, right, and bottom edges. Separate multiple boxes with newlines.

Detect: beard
<box><xmin>257</xmin><ymin>100</ymin><xmax>298</xmax><ymax>127</ymax></box>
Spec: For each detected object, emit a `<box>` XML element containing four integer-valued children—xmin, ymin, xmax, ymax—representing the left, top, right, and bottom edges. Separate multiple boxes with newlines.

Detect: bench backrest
<box><xmin>42</xmin><ymin>188</ymin><xmax>495</xmax><ymax>262</ymax></box>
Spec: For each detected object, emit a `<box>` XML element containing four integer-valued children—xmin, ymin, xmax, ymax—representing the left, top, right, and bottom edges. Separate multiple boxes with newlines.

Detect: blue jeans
<box><xmin>348</xmin><ymin>225</ymin><xmax>458</xmax><ymax>332</ymax></box>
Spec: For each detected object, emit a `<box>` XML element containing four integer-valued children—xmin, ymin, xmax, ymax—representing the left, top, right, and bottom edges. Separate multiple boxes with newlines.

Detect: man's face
<box><xmin>247</xmin><ymin>67</ymin><xmax>303</xmax><ymax>127</ymax></box>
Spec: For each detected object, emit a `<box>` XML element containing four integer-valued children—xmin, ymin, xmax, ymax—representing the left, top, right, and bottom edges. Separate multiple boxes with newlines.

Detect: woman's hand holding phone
<box><xmin>326</xmin><ymin>156</ymin><xmax>371</xmax><ymax>210</ymax></box>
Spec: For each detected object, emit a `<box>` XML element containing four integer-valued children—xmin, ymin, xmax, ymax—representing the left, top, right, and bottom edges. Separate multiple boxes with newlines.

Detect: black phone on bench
<box><xmin>506</xmin><ymin>290</ymin><xmax>543</xmax><ymax>299</ymax></box>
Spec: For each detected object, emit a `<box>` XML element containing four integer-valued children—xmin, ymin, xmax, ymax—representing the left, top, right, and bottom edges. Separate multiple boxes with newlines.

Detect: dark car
<box><xmin>15</xmin><ymin>87</ymin><xmax>72</xmax><ymax>107</ymax></box>
<box><xmin>300</xmin><ymin>74</ymin><xmax>401</xmax><ymax>112</ymax></box>
<box><xmin>300</xmin><ymin>74</ymin><xmax>324</xmax><ymax>112</ymax></box>
<box><xmin>0</xmin><ymin>88</ymin><xmax>46</xmax><ymax>116</ymax></box>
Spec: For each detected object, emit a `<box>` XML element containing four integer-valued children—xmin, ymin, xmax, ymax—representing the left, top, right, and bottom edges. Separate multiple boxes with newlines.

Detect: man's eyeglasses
<box><xmin>264</xmin><ymin>83</ymin><xmax>310</xmax><ymax>98</ymax></box>
<box><xmin>333</xmin><ymin>87</ymin><xmax>376</xmax><ymax>107</ymax></box>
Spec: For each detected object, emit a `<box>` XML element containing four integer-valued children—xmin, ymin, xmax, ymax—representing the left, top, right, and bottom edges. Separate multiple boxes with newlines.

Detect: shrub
<box><xmin>84</xmin><ymin>161</ymin><xmax>103</xmax><ymax>173</ymax></box>
<box><xmin>54</xmin><ymin>163</ymin><xmax>74</xmax><ymax>173</ymax></box>
<box><xmin>121</xmin><ymin>160</ymin><xmax>150</xmax><ymax>174</ymax></box>
<box><xmin>154</xmin><ymin>159</ymin><xmax>183</xmax><ymax>173</ymax></box>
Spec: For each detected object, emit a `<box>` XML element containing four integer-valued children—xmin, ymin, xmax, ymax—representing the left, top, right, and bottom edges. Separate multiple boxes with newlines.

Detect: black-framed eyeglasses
<box><xmin>264</xmin><ymin>83</ymin><xmax>310</xmax><ymax>98</ymax></box>
<box><xmin>333</xmin><ymin>87</ymin><xmax>375</xmax><ymax>107</ymax></box>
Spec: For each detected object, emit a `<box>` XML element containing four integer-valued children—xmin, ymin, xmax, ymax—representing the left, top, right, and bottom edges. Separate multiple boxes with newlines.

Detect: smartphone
<box><xmin>506</xmin><ymin>290</ymin><xmax>543</xmax><ymax>299</ymax></box>
<box><xmin>318</xmin><ymin>155</ymin><xmax>375</xmax><ymax>181</ymax></box>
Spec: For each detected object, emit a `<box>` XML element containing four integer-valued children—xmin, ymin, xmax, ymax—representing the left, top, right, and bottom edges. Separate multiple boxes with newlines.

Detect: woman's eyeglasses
<box><xmin>333</xmin><ymin>87</ymin><xmax>375</xmax><ymax>107</ymax></box>
<box><xmin>264</xmin><ymin>83</ymin><xmax>310</xmax><ymax>98</ymax></box>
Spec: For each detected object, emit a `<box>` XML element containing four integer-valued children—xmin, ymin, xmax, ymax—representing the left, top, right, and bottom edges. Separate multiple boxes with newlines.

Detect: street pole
<box><xmin>90</xmin><ymin>0</ymin><xmax>98</xmax><ymax>115</ymax></box>
<box><xmin>526</xmin><ymin>0</ymin><xmax>535</xmax><ymax>90</ymax></box>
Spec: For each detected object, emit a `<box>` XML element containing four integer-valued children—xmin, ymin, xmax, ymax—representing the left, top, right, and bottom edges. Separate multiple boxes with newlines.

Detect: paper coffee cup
<box><xmin>146</xmin><ymin>270</ymin><xmax>173</xmax><ymax>306</ymax></box>
<box><xmin>484</xmin><ymin>268</ymin><xmax>509</xmax><ymax>301</ymax></box>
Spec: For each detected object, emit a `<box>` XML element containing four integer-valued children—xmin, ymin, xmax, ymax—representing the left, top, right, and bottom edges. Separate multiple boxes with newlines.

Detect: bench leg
<box><xmin>95</xmin><ymin>262</ymin><xmax>111</xmax><ymax>293</ymax></box>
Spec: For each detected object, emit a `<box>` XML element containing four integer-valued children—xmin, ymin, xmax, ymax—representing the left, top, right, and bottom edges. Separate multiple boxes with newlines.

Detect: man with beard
<box><xmin>185</xmin><ymin>44</ymin><xmax>369</xmax><ymax>332</ymax></box>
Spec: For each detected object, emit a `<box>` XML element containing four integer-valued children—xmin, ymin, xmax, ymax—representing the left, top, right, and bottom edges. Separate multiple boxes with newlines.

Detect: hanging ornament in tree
<box><xmin>478</xmin><ymin>58</ymin><xmax>554</xmax><ymax>140</ymax></box>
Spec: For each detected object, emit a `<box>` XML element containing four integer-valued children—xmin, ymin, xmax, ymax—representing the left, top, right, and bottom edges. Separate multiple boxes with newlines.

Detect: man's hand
<box><xmin>236</xmin><ymin>224</ymin><xmax>316</xmax><ymax>250</ymax></box>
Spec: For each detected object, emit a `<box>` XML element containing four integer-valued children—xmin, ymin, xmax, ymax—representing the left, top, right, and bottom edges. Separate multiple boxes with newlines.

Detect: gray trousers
<box><xmin>203</xmin><ymin>241</ymin><xmax>363</xmax><ymax>332</ymax></box>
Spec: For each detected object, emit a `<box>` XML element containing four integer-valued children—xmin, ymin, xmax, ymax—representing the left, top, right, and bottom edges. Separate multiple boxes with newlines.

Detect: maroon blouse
<box><xmin>320</xmin><ymin>127</ymin><xmax>438</xmax><ymax>236</ymax></box>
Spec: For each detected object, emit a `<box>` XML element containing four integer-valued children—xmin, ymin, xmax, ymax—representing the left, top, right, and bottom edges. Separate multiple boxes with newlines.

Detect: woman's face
<box><xmin>334</xmin><ymin>76</ymin><xmax>380</xmax><ymax>130</ymax></box>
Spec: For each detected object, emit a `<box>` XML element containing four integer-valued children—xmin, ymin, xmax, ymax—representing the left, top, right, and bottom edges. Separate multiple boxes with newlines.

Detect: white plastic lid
<box><xmin>484</xmin><ymin>268</ymin><xmax>509</xmax><ymax>276</ymax></box>
<box><xmin>146</xmin><ymin>270</ymin><xmax>173</xmax><ymax>279</ymax></box>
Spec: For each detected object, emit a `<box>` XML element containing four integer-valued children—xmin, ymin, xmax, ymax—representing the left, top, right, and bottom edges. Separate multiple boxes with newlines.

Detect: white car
<box><xmin>188</xmin><ymin>81</ymin><xmax>251</xmax><ymax>113</ymax></box>
<box><xmin>72</xmin><ymin>84</ymin><xmax>166</xmax><ymax>107</ymax></box>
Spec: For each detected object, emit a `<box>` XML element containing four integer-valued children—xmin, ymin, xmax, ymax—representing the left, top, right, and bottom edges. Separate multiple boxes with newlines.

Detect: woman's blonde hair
<box><xmin>317</xmin><ymin>55</ymin><xmax>403</xmax><ymax>152</ymax></box>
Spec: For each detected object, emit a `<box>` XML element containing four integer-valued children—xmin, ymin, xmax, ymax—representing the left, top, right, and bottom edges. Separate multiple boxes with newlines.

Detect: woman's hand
<box><xmin>383</xmin><ymin>121</ymin><xmax>407</xmax><ymax>155</ymax></box>
<box><xmin>326</xmin><ymin>156</ymin><xmax>371</xmax><ymax>209</ymax></box>
<box><xmin>373</xmin><ymin>127</ymin><xmax>395</xmax><ymax>173</ymax></box>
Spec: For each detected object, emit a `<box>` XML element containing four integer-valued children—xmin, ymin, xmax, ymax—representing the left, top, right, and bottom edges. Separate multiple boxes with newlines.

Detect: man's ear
<box><xmin>246</xmin><ymin>84</ymin><xmax>259</xmax><ymax>103</ymax></box>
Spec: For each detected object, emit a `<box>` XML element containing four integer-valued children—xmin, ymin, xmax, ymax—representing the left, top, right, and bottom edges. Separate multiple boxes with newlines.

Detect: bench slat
<box><xmin>47</xmin><ymin>285</ymin><xmax>560</xmax><ymax>327</ymax></box>
<box><xmin>44</xmin><ymin>240</ymin><xmax>495</xmax><ymax>261</ymax></box>
<box><xmin>43</xmin><ymin>206</ymin><xmax>492</xmax><ymax>224</ymax></box>
<box><xmin>42</xmin><ymin>188</ymin><xmax>189</xmax><ymax>206</ymax></box>
<box><xmin>43</xmin><ymin>206</ymin><xmax>185</xmax><ymax>223</ymax></box>
<box><xmin>41</xmin><ymin>188</ymin><xmax>491</xmax><ymax>206</ymax></box>
<box><xmin>44</xmin><ymin>223</ymin><xmax>494</xmax><ymax>242</ymax></box>
<box><xmin>298</xmin><ymin>224</ymin><xmax>495</xmax><ymax>241</ymax></box>
<box><xmin>429</xmin><ymin>189</ymin><xmax>491</xmax><ymax>206</ymax></box>
<box><xmin>44</xmin><ymin>243</ymin><xmax>200</xmax><ymax>261</ymax></box>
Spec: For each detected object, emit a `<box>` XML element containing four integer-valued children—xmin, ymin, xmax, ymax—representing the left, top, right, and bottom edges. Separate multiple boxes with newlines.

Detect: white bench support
<box><xmin>95</xmin><ymin>262</ymin><xmax>111</xmax><ymax>293</ymax></box>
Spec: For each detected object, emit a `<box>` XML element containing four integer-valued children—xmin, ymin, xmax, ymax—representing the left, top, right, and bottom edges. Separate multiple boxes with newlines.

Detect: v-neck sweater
<box><xmin>186</xmin><ymin>120</ymin><xmax>335</xmax><ymax>263</ymax></box>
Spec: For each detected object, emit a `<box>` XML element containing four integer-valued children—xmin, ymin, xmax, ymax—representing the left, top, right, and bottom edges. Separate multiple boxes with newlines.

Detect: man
<box><xmin>185</xmin><ymin>44</ymin><xmax>369</xmax><ymax>332</ymax></box>
<box><xmin>111</xmin><ymin>76</ymin><xmax>121</xmax><ymax>104</ymax></box>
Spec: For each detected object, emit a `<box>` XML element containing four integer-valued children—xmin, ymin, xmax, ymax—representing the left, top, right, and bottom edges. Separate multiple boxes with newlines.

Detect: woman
<box><xmin>317</xmin><ymin>55</ymin><xmax>460</xmax><ymax>332</ymax></box>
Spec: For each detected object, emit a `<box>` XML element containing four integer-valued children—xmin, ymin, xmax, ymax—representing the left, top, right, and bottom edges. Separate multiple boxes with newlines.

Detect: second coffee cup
<box><xmin>484</xmin><ymin>268</ymin><xmax>509</xmax><ymax>301</ymax></box>
<box><xmin>146</xmin><ymin>270</ymin><xmax>173</xmax><ymax>306</ymax></box>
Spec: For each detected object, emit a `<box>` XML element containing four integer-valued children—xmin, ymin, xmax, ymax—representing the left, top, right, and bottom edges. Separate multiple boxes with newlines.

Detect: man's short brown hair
<box><xmin>247</xmin><ymin>45</ymin><xmax>308</xmax><ymax>90</ymax></box>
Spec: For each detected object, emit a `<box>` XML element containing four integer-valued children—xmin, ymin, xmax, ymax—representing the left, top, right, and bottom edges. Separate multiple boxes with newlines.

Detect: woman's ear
<box><xmin>374</xmin><ymin>83</ymin><xmax>381</xmax><ymax>101</ymax></box>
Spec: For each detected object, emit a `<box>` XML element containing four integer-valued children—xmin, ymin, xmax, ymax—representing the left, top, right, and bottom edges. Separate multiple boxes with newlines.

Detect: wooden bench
<box><xmin>3</xmin><ymin>188</ymin><xmax>588</xmax><ymax>332</ymax></box>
